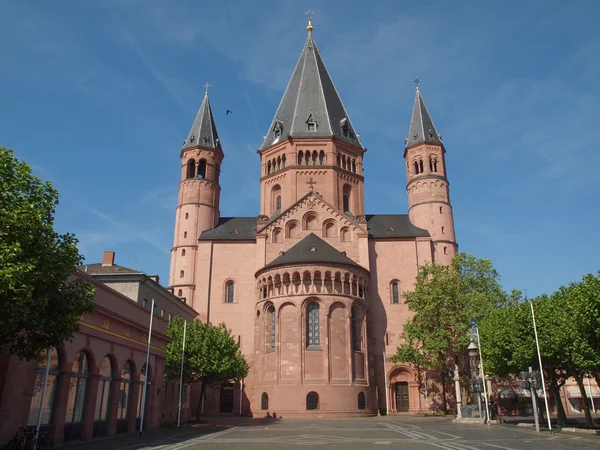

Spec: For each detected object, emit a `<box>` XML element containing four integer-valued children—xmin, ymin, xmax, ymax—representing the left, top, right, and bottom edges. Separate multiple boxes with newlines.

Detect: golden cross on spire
<box><xmin>203</xmin><ymin>82</ymin><xmax>212</xmax><ymax>93</ymax></box>
<box><xmin>413</xmin><ymin>77</ymin><xmax>421</xmax><ymax>90</ymax></box>
<box><xmin>306</xmin><ymin>10</ymin><xmax>315</xmax><ymax>32</ymax></box>
<box><xmin>307</xmin><ymin>177</ymin><xmax>317</xmax><ymax>191</ymax></box>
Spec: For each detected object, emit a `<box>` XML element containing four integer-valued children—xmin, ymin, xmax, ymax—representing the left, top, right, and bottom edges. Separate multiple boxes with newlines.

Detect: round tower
<box><xmin>170</xmin><ymin>88</ymin><xmax>223</xmax><ymax>307</ymax></box>
<box><xmin>404</xmin><ymin>86</ymin><xmax>457</xmax><ymax>265</ymax></box>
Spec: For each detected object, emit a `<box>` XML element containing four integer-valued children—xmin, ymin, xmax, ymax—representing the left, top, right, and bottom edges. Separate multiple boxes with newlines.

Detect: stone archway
<box><xmin>388</xmin><ymin>366</ymin><xmax>420</xmax><ymax>413</ymax></box>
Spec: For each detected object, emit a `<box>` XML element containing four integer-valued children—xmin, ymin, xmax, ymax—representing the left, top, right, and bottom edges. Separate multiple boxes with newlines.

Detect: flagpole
<box><xmin>140</xmin><ymin>298</ymin><xmax>155</xmax><ymax>437</ymax></box>
<box><xmin>475</xmin><ymin>326</ymin><xmax>491</xmax><ymax>425</ymax></box>
<box><xmin>33</xmin><ymin>349</ymin><xmax>52</xmax><ymax>450</ymax></box>
<box><xmin>530</xmin><ymin>301</ymin><xmax>552</xmax><ymax>430</ymax></box>
<box><xmin>177</xmin><ymin>320</ymin><xmax>187</xmax><ymax>428</ymax></box>
<box><xmin>383</xmin><ymin>349</ymin><xmax>389</xmax><ymax>414</ymax></box>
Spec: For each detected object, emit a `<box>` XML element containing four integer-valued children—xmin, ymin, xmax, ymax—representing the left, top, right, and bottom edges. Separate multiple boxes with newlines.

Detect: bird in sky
<box><xmin>226</xmin><ymin>109</ymin><xmax>233</xmax><ymax>115</ymax></box>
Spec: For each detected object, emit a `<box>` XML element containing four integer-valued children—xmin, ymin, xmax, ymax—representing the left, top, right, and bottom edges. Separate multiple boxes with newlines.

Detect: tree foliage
<box><xmin>164</xmin><ymin>317</ymin><xmax>249</xmax><ymax>385</ymax></box>
<box><xmin>391</xmin><ymin>253</ymin><xmax>504</xmax><ymax>371</ymax></box>
<box><xmin>0</xmin><ymin>147</ymin><xmax>95</xmax><ymax>359</ymax></box>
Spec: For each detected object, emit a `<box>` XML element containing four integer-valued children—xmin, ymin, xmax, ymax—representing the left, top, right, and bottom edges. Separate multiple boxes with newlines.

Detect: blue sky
<box><xmin>1</xmin><ymin>0</ymin><xmax>599</xmax><ymax>297</ymax></box>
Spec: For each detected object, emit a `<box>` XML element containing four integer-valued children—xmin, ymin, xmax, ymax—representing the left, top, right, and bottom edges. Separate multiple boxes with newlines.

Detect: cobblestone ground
<box><xmin>59</xmin><ymin>416</ymin><xmax>600</xmax><ymax>450</ymax></box>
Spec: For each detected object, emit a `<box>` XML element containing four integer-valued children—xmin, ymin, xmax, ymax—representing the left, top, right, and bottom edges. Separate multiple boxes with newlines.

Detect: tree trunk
<box><xmin>196</xmin><ymin>381</ymin><xmax>206</xmax><ymax>418</ymax></box>
<box><xmin>575</xmin><ymin>376</ymin><xmax>594</xmax><ymax>428</ymax></box>
<box><xmin>441</xmin><ymin>367</ymin><xmax>448</xmax><ymax>414</ymax></box>
<box><xmin>549</xmin><ymin>379</ymin><xmax>567</xmax><ymax>426</ymax></box>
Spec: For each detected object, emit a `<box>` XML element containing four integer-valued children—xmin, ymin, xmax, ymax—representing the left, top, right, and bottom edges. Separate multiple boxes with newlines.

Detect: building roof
<box><xmin>366</xmin><ymin>214</ymin><xmax>430</xmax><ymax>238</ymax></box>
<box><xmin>260</xmin><ymin>28</ymin><xmax>363</xmax><ymax>150</ymax></box>
<box><xmin>183</xmin><ymin>91</ymin><xmax>222</xmax><ymax>151</ymax></box>
<box><xmin>199</xmin><ymin>217</ymin><xmax>258</xmax><ymax>241</ymax></box>
<box><xmin>406</xmin><ymin>87</ymin><xmax>443</xmax><ymax>149</ymax></box>
<box><xmin>265</xmin><ymin>233</ymin><xmax>361</xmax><ymax>269</ymax></box>
<box><xmin>83</xmin><ymin>263</ymin><xmax>143</xmax><ymax>275</ymax></box>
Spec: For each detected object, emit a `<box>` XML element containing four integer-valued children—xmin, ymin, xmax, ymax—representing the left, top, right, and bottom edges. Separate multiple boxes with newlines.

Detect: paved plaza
<box><xmin>60</xmin><ymin>416</ymin><xmax>599</xmax><ymax>450</ymax></box>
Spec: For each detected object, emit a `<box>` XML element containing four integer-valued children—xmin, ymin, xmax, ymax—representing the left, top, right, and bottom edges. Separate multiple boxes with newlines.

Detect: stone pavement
<box><xmin>58</xmin><ymin>416</ymin><xmax>600</xmax><ymax>450</ymax></box>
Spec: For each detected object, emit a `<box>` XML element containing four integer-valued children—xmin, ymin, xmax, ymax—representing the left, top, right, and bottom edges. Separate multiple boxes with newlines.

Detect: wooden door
<box><xmin>395</xmin><ymin>382</ymin><xmax>409</xmax><ymax>412</ymax></box>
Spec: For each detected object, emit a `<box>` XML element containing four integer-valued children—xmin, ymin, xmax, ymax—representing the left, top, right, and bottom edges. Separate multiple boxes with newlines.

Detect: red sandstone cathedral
<box><xmin>168</xmin><ymin>17</ymin><xmax>457</xmax><ymax>417</ymax></box>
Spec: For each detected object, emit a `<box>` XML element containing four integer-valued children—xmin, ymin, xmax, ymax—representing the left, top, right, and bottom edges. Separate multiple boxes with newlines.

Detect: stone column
<box><xmin>51</xmin><ymin>371</ymin><xmax>73</xmax><ymax>446</ymax></box>
<box><xmin>82</xmin><ymin>374</ymin><xmax>99</xmax><ymax>440</ymax></box>
<box><xmin>454</xmin><ymin>364</ymin><xmax>462</xmax><ymax>419</ymax></box>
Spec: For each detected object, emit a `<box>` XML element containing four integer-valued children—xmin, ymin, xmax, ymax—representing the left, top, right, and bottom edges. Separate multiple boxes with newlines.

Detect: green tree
<box><xmin>164</xmin><ymin>318</ymin><xmax>249</xmax><ymax>414</ymax></box>
<box><xmin>0</xmin><ymin>147</ymin><xmax>95</xmax><ymax>360</ymax></box>
<box><xmin>390</xmin><ymin>253</ymin><xmax>504</xmax><ymax>411</ymax></box>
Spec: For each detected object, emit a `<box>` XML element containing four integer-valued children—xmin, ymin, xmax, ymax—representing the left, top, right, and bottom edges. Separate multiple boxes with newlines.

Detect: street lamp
<box><xmin>519</xmin><ymin>368</ymin><xmax>542</xmax><ymax>432</ymax></box>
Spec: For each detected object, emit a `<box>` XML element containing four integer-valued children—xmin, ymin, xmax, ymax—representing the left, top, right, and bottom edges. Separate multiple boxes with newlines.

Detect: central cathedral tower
<box><xmin>258</xmin><ymin>18</ymin><xmax>366</xmax><ymax>219</ymax></box>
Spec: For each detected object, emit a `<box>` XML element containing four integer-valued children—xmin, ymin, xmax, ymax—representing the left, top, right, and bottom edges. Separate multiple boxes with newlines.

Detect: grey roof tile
<box><xmin>199</xmin><ymin>217</ymin><xmax>257</xmax><ymax>241</ymax></box>
<box><xmin>265</xmin><ymin>233</ymin><xmax>361</xmax><ymax>268</ymax></box>
<box><xmin>183</xmin><ymin>92</ymin><xmax>222</xmax><ymax>150</ymax></box>
<box><xmin>406</xmin><ymin>88</ymin><xmax>443</xmax><ymax>149</ymax></box>
<box><xmin>366</xmin><ymin>214</ymin><xmax>430</xmax><ymax>238</ymax></box>
<box><xmin>83</xmin><ymin>263</ymin><xmax>142</xmax><ymax>275</ymax></box>
<box><xmin>260</xmin><ymin>30</ymin><xmax>363</xmax><ymax>150</ymax></box>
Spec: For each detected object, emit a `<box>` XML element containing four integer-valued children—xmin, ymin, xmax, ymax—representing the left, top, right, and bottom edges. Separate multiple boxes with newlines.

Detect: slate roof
<box><xmin>199</xmin><ymin>217</ymin><xmax>257</xmax><ymax>241</ymax></box>
<box><xmin>83</xmin><ymin>263</ymin><xmax>142</xmax><ymax>275</ymax></box>
<box><xmin>366</xmin><ymin>214</ymin><xmax>430</xmax><ymax>238</ymax></box>
<box><xmin>260</xmin><ymin>28</ymin><xmax>363</xmax><ymax>150</ymax></box>
<box><xmin>265</xmin><ymin>233</ymin><xmax>361</xmax><ymax>269</ymax></box>
<box><xmin>183</xmin><ymin>91</ymin><xmax>222</xmax><ymax>150</ymax></box>
<box><xmin>406</xmin><ymin>87</ymin><xmax>443</xmax><ymax>149</ymax></box>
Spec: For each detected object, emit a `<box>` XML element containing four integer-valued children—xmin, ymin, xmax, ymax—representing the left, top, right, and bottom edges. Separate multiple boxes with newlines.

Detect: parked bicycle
<box><xmin>3</xmin><ymin>422</ymin><xmax>51</xmax><ymax>449</ymax></box>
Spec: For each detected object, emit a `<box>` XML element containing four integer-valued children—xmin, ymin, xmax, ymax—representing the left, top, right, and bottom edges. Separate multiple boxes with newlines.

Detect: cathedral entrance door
<box><xmin>219</xmin><ymin>383</ymin><xmax>234</xmax><ymax>413</ymax></box>
<box><xmin>395</xmin><ymin>382</ymin><xmax>410</xmax><ymax>412</ymax></box>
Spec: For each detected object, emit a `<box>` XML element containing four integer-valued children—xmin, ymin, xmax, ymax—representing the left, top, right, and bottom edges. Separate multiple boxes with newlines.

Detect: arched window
<box><xmin>272</xmin><ymin>185</ymin><xmax>282</xmax><ymax>213</ymax></box>
<box><xmin>267</xmin><ymin>160</ymin><xmax>272</xmax><ymax>174</ymax></box>
<box><xmin>419</xmin><ymin>159</ymin><xmax>424</xmax><ymax>173</ymax></box>
<box><xmin>117</xmin><ymin>361</ymin><xmax>132</xmax><ymax>433</ymax></box>
<box><xmin>433</xmin><ymin>159</ymin><xmax>438</xmax><ymax>172</ymax></box>
<box><xmin>319</xmin><ymin>150</ymin><xmax>325</xmax><ymax>165</ymax></box>
<box><xmin>441</xmin><ymin>226</ymin><xmax>445</xmax><ymax>234</ymax></box>
<box><xmin>340</xmin><ymin>227</ymin><xmax>351</xmax><ymax>242</ymax></box>
<box><xmin>282</xmin><ymin>154</ymin><xmax>286</xmax><ymax>168</ymax></box>
<box><xmin>277</xmin><ymin>157</ymin><xmax>281</xmax><ymax>171</ymax></box>
<box><xmin>336</xmin><ymin>154</ymin><xmax>341</xmax><ymax>166</ymax></box>
<box><xmin>392</xmin><ymin>282</ymin><xmax>400</xmax><ymax>304</ymax></box>
<box><xmin>342</xmin><ymin>155</ymin><xmax>347</xmax><ymax>170</ymax></box>
<box><xmin>312</xmin><ymin>150</ymin><xmax>318</xmax><ymax>165</ymax></box>
<box><xmin>95</xmin><ymin>357</ymin><xmax>113</xmax><ymax>423</ymax></box>
<box><xmin>429</xmin><ymin>157</ymin><xmax>434</xmax><ymax>172</ymax></box>
<box><xmin>358</xmin><ymin>392</ymin><xmax>366</xmax><ymax>410</ymax></box>
<box><xmin>180</xmin><ymin>270</ymin><xmax>184</xmax><ymax>278</ymax></box>
<box><xmin>439</xmin><ymin>206</ymin><xmax>443</xmax><ymax>214</ymax></box>
<box><xmin>276</xmin><ymin>195</ymin><xmax>281</xmax><ymax>211</ymax></box>
<box><xmin>305</xmin><ymin>151</ymin><xmax>310</xmax><ymax>165</ymax></box>
<box><xmin>183</xmin><ymin>231</ymin><xmax>187</xmax><ymax>238</ymax></box>
<box><xmin>185</xmin><ymin>213</ymin><xmax>189</xmax><ymax>219</ymax></box>
<box><xmin>306</xmin><ymin>392</ymin><xmax>319</xmax><ymax>410</ymax></box>
<box><xmin>306</xmin><ymin>303</ymin><xmax>320</xmax><ymax>347</ymax></box>
<box><xmin>413</xmin><ymin>161</ymin><xmax>419</xmax><ymax>175</ymax></box>
<box><xmin>267</xmin><ymin>305</ymin><xmax>275</xmax><ymax>350</ymax></box>
<box><xmin>28</xmin><ymin>348</ymin><xmax>60</xmax><ymax>426</ymax></box>
<box><xmin>444</xmin><ymin>246</ymin><xmax>448</xmax><ymax>255</ymax></box>
<box><xmin>351</xmin><ymin>308</ymin><xmax>360</xmax><ymax>351</ymax></box>
<box><xmin>261</xmin><ymin>392</ymin><xmax>269</xmax><ymax>410</ymax></box>
<box><xmin>197</xmin><ymin>159</ymin><xmax>207</xmax><ymax>179</ymax></box>
<box><xmin>181</xmin><ymin>249</ymin><xmax>185</xmax><ymax>256</ymax></box>
<box><xmin>65</xmin><ymin>352</ymin><xmax>89</xmax><ymax>432</ymax></box>
<box><xmin>352</xmin><ymin>159</ymin><xmax>357</xmax><ymax>173</ymax></box>
<box><xmin>177</xmin><ymin>289</ymin><xmax>182</xmax><ymax>297</ymax></box>
<box><xmin>298</xmin><ymin>151</ymin><xmax>303</xmax><ymax>165</ymax></box>
<box><xmin>343</xmin><ymin>184</ymin><xmax>351</xmax><ymax>213</ymax></box>
<box><xmin>186</xmin><ymin>160</ymin><xmax>196</xmax><ymax>179</ymax></box>
<box><xmin>226</xmin><ymin>281</ymin><xmax>234</xmax><ymax>303</ymax></box>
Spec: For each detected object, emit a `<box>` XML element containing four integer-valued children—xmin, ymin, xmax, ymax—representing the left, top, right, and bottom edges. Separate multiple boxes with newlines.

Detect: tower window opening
<box><xmin>272</xmin><ymin>159</ymin><xmax>276</xmax><ymax>173</ymax></box>
<box><xmin>177</xmin><ymin>289</ymin><xmax>182</xmax><ymax>297</ymax></box>
<box><xmin>267</xmin><ymin>160</ymin><xmax>272</xmax><ymax>174</ymax></box>
<box><xmin>319</xmin><ymin>150</ymin><xmax>325</xmax><ymax>165</ymax></box>
<box><xmin>183</xmin><ymin>231</ymin><xmax>187</xmax><ymax>238</ymax></box>
<box><xmin>342</xmin><ymin>156</ymin><xmax>347</xmax><ymax>170</ymax></box>
<box><xmin>277</xmin><ymin>157</ymin><xmax>281</xmax><ymax>171</ymax></box>
<box><xmin>185</xmin><ymin>213</ymin><xmax>189</xmax><ymax>219</ymax></box>
<box><xmin>181</xmin><ymin>249</ymin><xmax>185</xmax><ymax>256</ymax></box>
<box><xmin>198</xmin><ymin>159</ymin><xmax>207</xmax><ymax>179</ymax></box>
<box><xmin>434</xmin><ymin>159</ymin><xmax>438</xmax><ymax>172</ymax></box>
<box><xmin>419</xmin><ymin>159</ymin><xmax>424</xmax><ymax>174</ymax></box>
<box><xmin>276</xmin><ymin>195</ymin><xmax>281</xmax><ymax>211</ymax></box>
<box><xmin>226</xmin><ymin>280</ymin><xmax>234</xmax><ymax>303</ymax></box>
<box><xmin>352</xmin><ymin>159</ymin><xmax>356</xmax><ymax>173</ymax></box>
<box><xmin>282</xmin><ymin>154</ymin><xmax>286</xmax><ymax>168</ymax></box>
<box><xmin>298</xmin><ymin>151</ymin><xmax>303</xmax><ymax>165</ymax></box>
<box><xmin>186</xmin><ymin>159</ymin><xmax>196</xmax><ymax>179</ymax></box>
<box><xmin>413</xmin><ymin>161</ymin><xmax>419</xmax><ymax>175</ymax></box>
<box><xmin>441</xmin><ymin>226</ymin><xmax>445</xmax><ymax>234</ymax></box>
<box><xmin>305</xmin><ymin>151</ymin><xmax>310</xmax><ymax>165</ymax></box>
<box><xmin>439</xmin><ymin>206</ymin><xmax>443</xmax><ymax>214</ymax></box>
<box><xmin>392</xmin><ymin>281</ymin><xmax>400</xmax><ymax>304</ymax></box>
<box><xmin>336</xmin><ymin>154</ymin><xmax>341</xmax><ymax>167</ymax></box>
<box><xmin>180</xmin><ymin>270</ymin><xmax>184</xmax><ymax>278</ymax></box>
<box><xmin>444</xmin><ymin>246</ymin><xmax>448</xmax><ymax>255</ymax></box>
<box><xmin>343</xmin><ymin>184</ymin><xmax>352</xmax><ymax>213</ymax></box>
<box><xmin>312</xmin><ymin>151</ymin><xmax>318</xmax><ymax>165</ymax></box>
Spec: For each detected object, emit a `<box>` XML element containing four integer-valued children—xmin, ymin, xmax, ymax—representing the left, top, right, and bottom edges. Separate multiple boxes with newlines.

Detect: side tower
<box><xmin>404</xmin><ymin>86</ymin><xmax>457</xmax><ymax>265</ymax></box>
<box><xmin>169</xmin><ymin>88</ymin><xmax>223</xmax><ymax>308</ymax></box>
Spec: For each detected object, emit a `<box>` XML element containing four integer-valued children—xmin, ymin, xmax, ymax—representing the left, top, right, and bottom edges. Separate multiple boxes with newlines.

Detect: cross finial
<box><xmin>413</xmin><ymin>77</ymin><xmax>421</xmax><ymax>90</ymax></box>
<box><xmin>307</xmin><ymin>177</ymin><xmax>317</xmax><ymax>191</ymax></box>
<box><xmin>306</xmin><ymin>10</ymin><xmax>315</xmax><ymax>32</ymax></box>
<box><xmin>203</xmin><ymin>82</ymin><xmax>212</xmax><ymax>93</ymax></box>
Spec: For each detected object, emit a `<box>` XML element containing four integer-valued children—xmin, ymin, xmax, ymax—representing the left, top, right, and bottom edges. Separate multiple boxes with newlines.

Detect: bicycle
<box><xmin>3</xmin><ymin>422</ymin><xmax>52</xmax><ymax>450</ymax></box>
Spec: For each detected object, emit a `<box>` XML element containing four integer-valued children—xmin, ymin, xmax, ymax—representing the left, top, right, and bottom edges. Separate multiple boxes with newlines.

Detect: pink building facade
<box><xmin>0</xmin><ymin>272</ymin><xmax>171</xmax><ymax>446</ymax></box>
<box><xmin>169</xmin><ymin>21</ymin><xmax>458</xmax><ymax>418</ymax></box>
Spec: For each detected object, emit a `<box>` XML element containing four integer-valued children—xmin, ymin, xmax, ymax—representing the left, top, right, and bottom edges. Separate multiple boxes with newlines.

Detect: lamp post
<box><xmin>519</xmin><ymin>368</ymin><xmax>542</xmax><ymax>432</ymax></box>
<box><xmin>468</xmin><ymin>339</ymin><xmax>483</xmax><ymax>423</ymax></box>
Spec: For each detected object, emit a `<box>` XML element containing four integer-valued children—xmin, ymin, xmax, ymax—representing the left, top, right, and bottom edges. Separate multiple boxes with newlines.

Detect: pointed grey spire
<box><xmin>260</xmin><ymin>30</ymin><xmax>362</xmax><ymax>150</ymax></box>
<box><xmin>406</xmin><ymin>87</ymin><xmax>442</xmax><ymax>149</ymax></box>
<box><xmin>183</xmin><ymin>91</ymin><xmax>221</xmax><ymax>150</ymax></box>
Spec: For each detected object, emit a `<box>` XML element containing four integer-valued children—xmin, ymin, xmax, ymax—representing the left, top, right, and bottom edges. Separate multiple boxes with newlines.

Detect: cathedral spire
<box><xmin>183</xmin><ymin>85</ymin><xmax>221</xmax><ymax>151</ymax></box>
<box><xmin>406</xmin><ymin>85</ymin><xmax>442</xmax><ymax>150</ymax></box>
<box><xmin>260</xmin><ymin>16</ymin><xmax>362</xmax><ymax>150</ymax></box>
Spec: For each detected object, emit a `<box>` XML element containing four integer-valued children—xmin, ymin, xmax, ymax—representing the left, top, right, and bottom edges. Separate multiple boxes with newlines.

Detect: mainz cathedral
<box><xmin>168</xmin><ymin>16</ymin><xmax>457</xmax><ymax>417</ymax></box>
